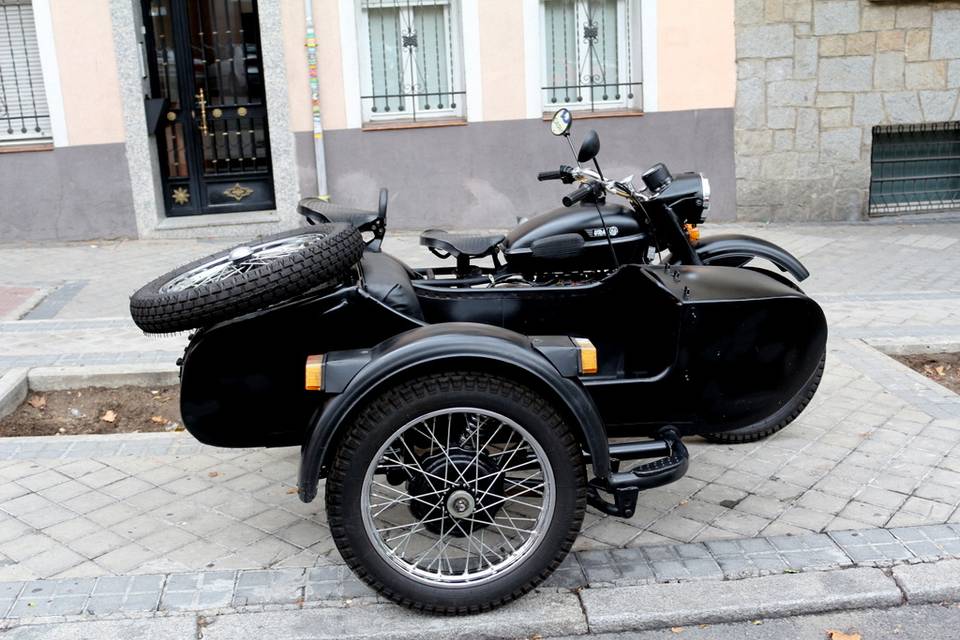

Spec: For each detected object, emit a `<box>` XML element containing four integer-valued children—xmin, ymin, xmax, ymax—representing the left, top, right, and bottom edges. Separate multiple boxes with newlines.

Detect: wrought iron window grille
<box><xmin>541</xmin><ymin>0</ymin><xmax>642</xmax><ymax>113</ymax></box>
<box><xmin>0</xmin><ymin>0</ymin><xmax>51</xmax><ymax>145</ymax></box>
<box><xmin>358</xmin><ymin>0</ymin><xmax>466</xmax><ymax>123</ymax></box>
<box><xmin>868</xmin><ymin>122</ymin><xmax>960</xmax><ymax>217</ymax></box>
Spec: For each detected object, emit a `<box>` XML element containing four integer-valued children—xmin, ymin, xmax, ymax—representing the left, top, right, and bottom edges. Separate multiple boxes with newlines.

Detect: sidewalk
<box><xmin>1</xmin><ymin>220</ymin><xmax>960</xmax><ymax>635</ymax></box>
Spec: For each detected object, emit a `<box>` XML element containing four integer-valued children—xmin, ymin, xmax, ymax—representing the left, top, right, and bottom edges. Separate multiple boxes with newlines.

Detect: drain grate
<box><xmin>868</xmin><ymin>121</ymin><xmax>960</xmax><ymax>216</ymax></box>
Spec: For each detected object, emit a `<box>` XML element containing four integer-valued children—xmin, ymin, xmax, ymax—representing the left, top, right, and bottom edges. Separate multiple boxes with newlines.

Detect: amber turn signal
<box><xmin>572</xmin><ymin>337</ymin><xmax>598</xmax><ymax>375</ymax></box>
<box><xmin>684</xmin><ymin>223</ymin><xmax>701</xmax><ymax>244</ymax></box>
<box><xmin>305</xmin><ymin>354</ymin><xmax>325</xmax><ymax>391</ymax></box>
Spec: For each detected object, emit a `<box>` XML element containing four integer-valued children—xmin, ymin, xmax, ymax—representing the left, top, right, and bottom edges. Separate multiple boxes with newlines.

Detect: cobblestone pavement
<box><xmin>1</xmin><ymin>220</ymin><xmax>960</xmax><ymax>620</ymax></box>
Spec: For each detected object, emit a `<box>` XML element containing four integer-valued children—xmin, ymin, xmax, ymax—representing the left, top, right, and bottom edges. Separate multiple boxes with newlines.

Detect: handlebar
<box><xmin>562</xmin><ymin>184</ymin><xmax>594</xmax><ymax>207</ymax></box>
<box><xmin>538</xmin><ymin>169</ymin><xmax>565</xmax><ymax>182</ymax></box>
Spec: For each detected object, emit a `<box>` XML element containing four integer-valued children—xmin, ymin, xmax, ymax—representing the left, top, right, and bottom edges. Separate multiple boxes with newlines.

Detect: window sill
<box><xmin>540</xmin><ymin>110</ymin><xmax>644</xmax><ymax>121</ymax></box>
<box><xmin>0</xmin><ymin>142</ymin><xmax>55</xmax><ymax>154</ymax></box>
<box><xmin>361</xmin><ymin>118</ymin><xmax>468</xmax><ymax>132</ymax></box>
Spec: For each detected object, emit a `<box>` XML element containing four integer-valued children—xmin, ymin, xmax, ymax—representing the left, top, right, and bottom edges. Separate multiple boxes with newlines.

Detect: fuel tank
<box><xmin>502</xmin><ymin>202</ymin><xmax>649</xmax><ymax>273</ymax></box>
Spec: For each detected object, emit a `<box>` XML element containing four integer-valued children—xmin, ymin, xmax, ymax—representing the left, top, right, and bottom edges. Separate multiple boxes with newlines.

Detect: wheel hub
<box><xmin>229</xmin><ymin>246</ymin><xmax>254</xmax><ymax>262</ymax></box>
<box><xmin>408</xmin><ymin>448</ymin><xmax>505</xmax><ymax>537</ymax></box>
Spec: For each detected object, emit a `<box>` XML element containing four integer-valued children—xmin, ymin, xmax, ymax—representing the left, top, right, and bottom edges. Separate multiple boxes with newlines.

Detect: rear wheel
<box><xmin>325</xmin><ymin>372</ymin><xmax>586</xmax><ymax>614</ymax></box>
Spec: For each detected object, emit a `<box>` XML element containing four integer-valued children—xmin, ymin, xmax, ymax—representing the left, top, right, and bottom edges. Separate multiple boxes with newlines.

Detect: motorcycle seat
<box><xmin>419</xmin><ymin>229</ymin><xmax>504</xmax><ymax>259</ymax></box>
<box><xmin>298</xmin><ymin>197</ymin><xmax>381</xmax><ymax>229</ymax></box>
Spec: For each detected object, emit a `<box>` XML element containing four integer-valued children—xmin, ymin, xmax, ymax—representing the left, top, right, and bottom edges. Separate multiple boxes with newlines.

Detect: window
<box><xmin>541</xmin><ymin>0</ymin><xmax>640</xmax><ymax>113</ymax></box>
<box><xmin>0</xmin><ymin>0</ymin><xmax>51</xmax><ymax>145</ymax></box>
<box><xmin>357</xmin><ymin>0</ymin><xmax>465</xmax><ymax>124</ymax></box>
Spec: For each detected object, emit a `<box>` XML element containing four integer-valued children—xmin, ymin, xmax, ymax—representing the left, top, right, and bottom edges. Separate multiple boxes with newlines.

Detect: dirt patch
<box><xmin>893</xmin><ymin>352</ymin><xmax>960</xmax><ymax>395</ymax></box>
<box><xmin>0</xmin><ymin>386</ymin><xmax>182</xmax><ymax>437</ymax></box>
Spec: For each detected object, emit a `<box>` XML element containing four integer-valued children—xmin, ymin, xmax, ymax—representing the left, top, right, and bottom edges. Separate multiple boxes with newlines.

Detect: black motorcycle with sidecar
<box><xmin>130</xmin><ymin>109</ymin><xmax>827</xmax><ymax>614</ymax></box>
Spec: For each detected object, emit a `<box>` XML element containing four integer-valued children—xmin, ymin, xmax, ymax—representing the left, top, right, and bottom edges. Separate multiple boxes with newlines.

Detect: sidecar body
<box><xmin>178</xmin><ymin>246</ymin><xmax>827</xmax><ymax>508</ymax></box>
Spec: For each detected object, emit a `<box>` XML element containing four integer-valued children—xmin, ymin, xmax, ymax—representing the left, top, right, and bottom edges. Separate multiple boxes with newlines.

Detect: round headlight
<box><xmin>700</xmin><ymin>175</ymin><xmax>711</xmax><ymax>210</ymax></box>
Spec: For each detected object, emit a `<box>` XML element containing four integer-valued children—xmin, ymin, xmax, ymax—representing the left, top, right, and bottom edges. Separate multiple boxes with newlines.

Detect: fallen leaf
<box><xmin>286</xmin><ymin>487</ymin><xmax>298</xmax><ymax>494</ymax></box>
<box><xmin>826</xmin><ymin>630</ymin><xmax>861</xmax><ymax>640</ymax></box>
<box><xmin>671</xmin><ymin>627</ymin><xmax>684</xmax><ymax>634</ymax></box>
<box><xmin>100</xmin><ymin>410</ymin><xmax>117</xmax><ymax>423</ymax></box>
<box><xmin>208</xmin><ymin>471</ymin><xmax>219</xmax><ymax>478</ymax></box>
<box><xmin>678</xmin><ymin>500</ymin><xmax>689</xmax><ymax>506</ymax></box>
<box><xmin>27</xmin><ymin>395</ymin><xmax>46</xmax><ymax>410</ymax></box>
<box><xmin>935</xmin><ymin>365</ymin><xmax>946</xmax><ymax>376</ymax></box>
<box><xmin>150</xmin><ymin>415</ymin><xmax>166</xmax><ymax>424</ymax></box>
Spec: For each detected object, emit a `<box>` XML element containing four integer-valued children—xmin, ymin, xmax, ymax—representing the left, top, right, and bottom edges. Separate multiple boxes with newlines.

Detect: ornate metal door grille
<box><xmin>0</xmin><ymin>0</ymin><xmax>51</xmax><ymax>145</ymax></box>
<box><xmin>541</xmin><ymin>0</ymin><xmax>641</xmax><ymax>112</ymax></box>
<box><xmin>869</xmin><ymin>122</ymin><xmax>960</xmax><ymax>217</ymax></box>
<box><xmin>142</xmin><ymin>0</ymin><xmax>274</xmax><ymax>216</ymax></box>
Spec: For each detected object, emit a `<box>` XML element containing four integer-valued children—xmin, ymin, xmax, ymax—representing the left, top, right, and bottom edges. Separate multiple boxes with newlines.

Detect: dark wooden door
<box><xmin>143</xmin><ymin>0</ymin><xmax>275</xmax><ymax>216</ymax></box>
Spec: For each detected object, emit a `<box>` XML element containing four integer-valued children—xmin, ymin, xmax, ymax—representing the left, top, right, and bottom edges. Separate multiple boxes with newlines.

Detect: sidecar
<box><xmin>178</xmin><ymin>242</ymin><xmax>826</xmax><ymax>504</ymax></box>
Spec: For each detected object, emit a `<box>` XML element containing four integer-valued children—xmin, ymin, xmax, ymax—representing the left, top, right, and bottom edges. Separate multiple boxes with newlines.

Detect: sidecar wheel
<box><xmin>325</xmin><ymin>372</ymin><xmax>586</xmax><ymax>615</ymax></box>
<box><xmin>130</xmin><ymin>224</ymin><xmax>362</xmax><ymax>333</ymax></box>
<box><xmin>703</xmin><ymin>353</ymin><xmax>825</xmax><ymax>444</ymax></box>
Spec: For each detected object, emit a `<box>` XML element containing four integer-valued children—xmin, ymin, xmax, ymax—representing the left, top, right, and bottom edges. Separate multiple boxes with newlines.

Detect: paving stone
<box><xmin>305</xmin><ymin>565</ymin><xmax>376</xmax><ymax>600</ymax></box>
<box><xmin>891</xmin><ymin>524</ymin><xmax>960</xmax><ymax>559</ymax></box>
<box><xmin>8</xmin><ymin>577</ymin><xmax>96</xmax><ymax>617</ymax></box>
<box><xmin>830</xmin><ymin>528</ymin><xmax>914</xmax><ymax>564</ymax></box>
<box><xmin>160</xmin><ymin>570</ymin><xmax>237</xmax><ymax>610</ymax></box>
<box><xmin>232</xmin><ymin>568</ymin><xmax>305</xmax><ymax>606</ymax></box>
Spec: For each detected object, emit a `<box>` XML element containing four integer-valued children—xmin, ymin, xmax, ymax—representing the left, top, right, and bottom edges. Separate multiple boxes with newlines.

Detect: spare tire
<box><xmin>130</xmin><ymin>224</ymin><xmax>363</xmax><ymax>333</ymax></box>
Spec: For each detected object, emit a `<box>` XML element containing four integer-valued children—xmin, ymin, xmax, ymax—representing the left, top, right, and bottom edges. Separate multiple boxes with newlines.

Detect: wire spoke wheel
<box><xmin>159</xmin><ymin>233</ymin><xmax>327</xmax><ymax>293</ymax></box>
<box><xmin>361</xmin><ymin>407</ymin><xmax>555</xmax><ymax>587</ymax></box>
<box><xmin>327</xmin><ymin>373</ymin><xmax>585</xmax><ymax>613</ymax></box>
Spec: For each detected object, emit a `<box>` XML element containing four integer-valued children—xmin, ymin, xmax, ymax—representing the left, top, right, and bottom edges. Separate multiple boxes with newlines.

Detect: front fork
<box><xmin>645</xmin><ymin>202</ymin><xmax>703</xmax><ymax>266</ymax></box>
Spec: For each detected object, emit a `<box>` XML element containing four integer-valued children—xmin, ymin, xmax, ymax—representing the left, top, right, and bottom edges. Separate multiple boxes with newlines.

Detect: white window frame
<box><xmin>524</xmin><ymin>0</ymin><xmax>655</xmax><ymax>119</ymax></box>
<box><xmin>353</xmin><ymin>0</ymin><xmax>466</xmax><ymax>125</ymax></box>
<box><xmin>0</xmin><ymin>0</ymin><xmax>67</xmax><ymax>147</ymax></box>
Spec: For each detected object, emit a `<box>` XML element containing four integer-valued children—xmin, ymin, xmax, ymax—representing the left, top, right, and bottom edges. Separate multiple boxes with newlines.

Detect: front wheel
<box><xmin>703</xmin><ymin>353</ymin><xmax>825</xmax><ymax>444</ymax></box>
<box><xmin>325</xmin><ymin>373</ymin><xmax>586</xmax><ymax>614</ymax></box>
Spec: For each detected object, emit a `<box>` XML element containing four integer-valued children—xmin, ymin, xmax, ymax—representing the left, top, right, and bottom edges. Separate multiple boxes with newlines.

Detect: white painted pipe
<box><xmin>305</xmin><ymin>0</ymin><xmax>330</xmax><ymax>200</ymax></box>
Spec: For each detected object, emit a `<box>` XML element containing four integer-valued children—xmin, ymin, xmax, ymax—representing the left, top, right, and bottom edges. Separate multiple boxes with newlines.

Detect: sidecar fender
<box><xmin>695</xmin><ymin>234</ymin><xmax>810</xmax><ymax>281</ymax></box>
<box><xmin>297</xmin><ymin>322</ymin><xmax>610</xmax><ymax>502</ymax></box>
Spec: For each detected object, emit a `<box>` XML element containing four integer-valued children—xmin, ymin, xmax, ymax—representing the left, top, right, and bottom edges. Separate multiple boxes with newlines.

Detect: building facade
<box><xmin>0</xmin><ymin>0</ymin><xmax>735</xmax><ymax>242</ymax></box>
<box><xmin>735</xmin><ymin>0</ymin><xmax>960</xmax><ymax>221</ymax></box>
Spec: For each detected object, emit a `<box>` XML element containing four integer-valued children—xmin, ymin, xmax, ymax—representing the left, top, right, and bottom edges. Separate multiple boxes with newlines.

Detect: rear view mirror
<box><xmin>577</xmin><ymin>130</ymin><xmax>600</xmax><ymax>163</ymax></box>
<box><xmin>550</xmin><ymin>108</ymin><xmax>572</xmax><ymax>136</ymax></box>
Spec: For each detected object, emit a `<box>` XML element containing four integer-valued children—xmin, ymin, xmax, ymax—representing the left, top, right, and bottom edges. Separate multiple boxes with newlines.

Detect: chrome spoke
<box><xmin>160</xmin><ymin>233</ymin><xmax>325</xmax><ymax>293</ymax></box>
<box><xmin>361</xmin><ymin>407</ymin><xmax>555</xmax><ymax>587</ymax></box>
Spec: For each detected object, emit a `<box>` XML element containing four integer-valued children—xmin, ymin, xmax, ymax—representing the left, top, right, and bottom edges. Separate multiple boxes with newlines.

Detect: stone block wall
<box><xmin>735</xmin><ymin>0</ymin><xmax>960</xmax><ymax>221</ymax></box>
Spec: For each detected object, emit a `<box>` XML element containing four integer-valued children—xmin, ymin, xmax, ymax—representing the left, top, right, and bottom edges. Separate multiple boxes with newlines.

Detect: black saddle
<box><xmin>419</xmin><ymin>229</ymin><xmax>504</xmax><ymax>259</ymax></box>
<box><xmin>298</xmin><ymin>189</ymin><xmax>388</xmax><ymax>249</ymax></box>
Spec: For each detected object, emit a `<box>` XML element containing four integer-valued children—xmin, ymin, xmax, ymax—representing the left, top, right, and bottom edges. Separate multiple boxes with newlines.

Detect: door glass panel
<box><xmin>148</xmin><ymin>0</ymin><xmax>180</xmax><ymax>108</ymax></box>
<box><xmin>163</xmin><ymin>121</ymin><xmax>188</xmax><ymax>177</ymax></box>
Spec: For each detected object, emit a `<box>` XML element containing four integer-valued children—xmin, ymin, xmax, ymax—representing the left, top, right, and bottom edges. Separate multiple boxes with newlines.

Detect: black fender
<box><xmin>297</xmin><ymin>323</ymin><xmax>611</xmax><ymax>502</ymax></box>
<box><xmin>694</xmin><ymin>234</ymin><xmax>810</xmax><ymax>281</ymax></box>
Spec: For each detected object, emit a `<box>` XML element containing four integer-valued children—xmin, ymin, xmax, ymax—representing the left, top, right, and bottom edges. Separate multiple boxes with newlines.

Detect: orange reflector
<box><xmin>685</xmin><ymin>224</ymin><xmax>701</xmax><ymax>244</ymax></box>
<box><xmin>572</xmin><ymin>337</ymin><xmax>598</xmax><ymax>375</ymax></box>
<box><xmin>305</xmin><ymin>354</ymin><xmax>325</xmax><ymax>391</ymax></box>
